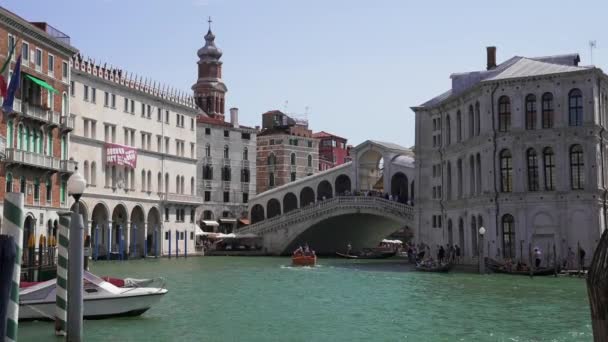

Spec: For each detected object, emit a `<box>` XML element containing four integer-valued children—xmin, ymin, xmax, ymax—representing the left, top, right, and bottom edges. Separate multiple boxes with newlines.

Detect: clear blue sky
<box><xmin>5</xmin><ymin>0</ymin><xmax>608</xmax><ymax>147</ymax></box>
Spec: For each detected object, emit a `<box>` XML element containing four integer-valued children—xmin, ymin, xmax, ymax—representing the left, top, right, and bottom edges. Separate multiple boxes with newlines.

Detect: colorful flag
<box><xmin>0</xmin><ymin>40</ymin><xmax>16</xmax><ymax>98</ymax></box>
<box><xmin>2</xmin><ymin>54</ymin><xmax>21</xmax><ymax>113</ymax></box>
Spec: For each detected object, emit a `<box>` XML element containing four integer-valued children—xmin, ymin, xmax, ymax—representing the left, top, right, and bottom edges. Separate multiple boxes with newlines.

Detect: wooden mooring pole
<box><xmin>587</xmin><ymin>229</ymin><xmax>608</xmax><ymax>341</ymax></box>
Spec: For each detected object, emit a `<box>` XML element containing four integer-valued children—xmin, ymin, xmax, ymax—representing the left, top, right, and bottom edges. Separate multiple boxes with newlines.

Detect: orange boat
<box><xmin>292</xmin><ymin>254</ymin><xmax>316</xmax><ymax>266</ymax></box>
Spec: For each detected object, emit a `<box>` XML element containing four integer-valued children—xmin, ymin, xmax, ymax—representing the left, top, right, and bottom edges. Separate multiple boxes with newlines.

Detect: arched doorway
<box><xmin>317</xmin><ymin>180</ymin><xmax>333</xmax><ymax>200</ymax></box>
<box><xmin>283</xmin><ymin>192</ymin><xmax>298</xmax><ymax>213</ymax></box>
<box><xmin>458</xmin><ymin>218</ymin><xmax>465</xmax><ymax>256</ymax></box>
<box><xmin>267</xmin><ymin>198</ymin><xmax>281</xmax><ymax>219</ymax></box>
<box><xmin>24</xmin><ymin>215</ymin><xmax>35</xmax><ymax>267</ymax></box>
<box><xmin>111</xmin><ymin>204</ymin><xmax>128</xmax><ymax>256</ymax></box>
<box><xmin>250</xmin><ymin>204</ymin><xmax>265</xmax><ymax>224</ymax></box>
<box><xmin>91</xmin><ymin>203</ymin><xmax>109</xmax><ymax>257</ymax></box>
<box><xmin>130</xmin><ymin>206</ymin><xmax>145</xmax><ymax>257</ymax></box>
<box><xmin>335</xmin><ymin>174</ymin><xmax>351</xmax><ymax>195</ymax></box>
<box><xmin>300</xmin><ymin>187</ymin><xmax>315</xmax><ymax>207</ymax></box>
<box><xmin>390</xmin><ymin>172</ymin><xmax>409</xmax><ymax>203</ymax></box>
<box><xmin>147</xmin><ymin>207</ymin><xmax>161</xmax><ymax>256</ymax></box>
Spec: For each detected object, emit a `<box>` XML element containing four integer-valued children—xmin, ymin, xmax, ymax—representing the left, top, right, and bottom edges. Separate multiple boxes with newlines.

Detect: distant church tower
<box><xmin>192</xmin><ymin>18</ymin><xmax>227</xmax><ymax>121</ymax></box>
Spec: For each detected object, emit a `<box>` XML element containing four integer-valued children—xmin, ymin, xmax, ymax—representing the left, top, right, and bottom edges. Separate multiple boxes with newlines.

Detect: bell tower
<box><xmin>192</xmin><ymin>17</ymin><xmax>227</xmax><ymax>121</ymax></box>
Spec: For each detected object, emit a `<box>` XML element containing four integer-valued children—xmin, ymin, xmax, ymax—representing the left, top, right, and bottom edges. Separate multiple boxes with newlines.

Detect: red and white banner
<box><xmin>105</xmin><ymin>143</ymin><xmax>137</xmax><ymax>168</ymax></box>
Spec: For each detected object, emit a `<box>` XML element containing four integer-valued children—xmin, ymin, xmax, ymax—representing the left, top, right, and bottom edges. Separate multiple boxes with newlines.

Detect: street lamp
<box><xmin>479</xmin><ymin>226</ymin><xmax>486</xmax><ymax>274</ymax></box>
<box><xmin>67</xmin><ymin>168</ymin><xmax>86</xmax><ymax>342</ymax></box>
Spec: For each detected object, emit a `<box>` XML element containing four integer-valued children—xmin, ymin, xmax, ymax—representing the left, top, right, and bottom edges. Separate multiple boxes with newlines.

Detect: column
<box><xmin>125</xmin><ymin>221</ymin><xmax>131</xmax><ymax>256</ymax></box>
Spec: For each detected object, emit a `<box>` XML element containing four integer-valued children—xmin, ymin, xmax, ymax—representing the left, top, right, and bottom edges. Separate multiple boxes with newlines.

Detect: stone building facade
<box><xmin>193</xmin><ymin>25</ymin><xmax>258</xmax><ymax>233</ymax></box>
<box><xmin>69</xmin><ymin>54</ymin><xmax>201</xmax><ymax>257</ymax></box>
<box><xmin>256</xmin><ymin>110</ymin><xmax>319</xmax><ymax>194</ymax></box>
<box><xmin>413</xmin><ymin>47</ymin><xmax>606</xmax><ymax>265</ymax></box>
<box><xmin>0</xmin><ymin>9</ymin><xmax>78</xmax><ymax>250</ymax></box>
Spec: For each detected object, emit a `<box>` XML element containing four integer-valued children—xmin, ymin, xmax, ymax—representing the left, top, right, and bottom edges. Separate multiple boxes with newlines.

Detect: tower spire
<box><xmin>208</xmin><ymin>16</ymin><xmax>212</xmax><ymax>31</ymax></box>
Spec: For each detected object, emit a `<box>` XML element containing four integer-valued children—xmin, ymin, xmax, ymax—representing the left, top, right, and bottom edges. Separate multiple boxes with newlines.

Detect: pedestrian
<box><xmin>449</xmin><ymin>244</ymin><xmax>456</xmax><ymax>263</ymax></box>
<box><xmin>438</xmin><ymin>245</ymin><xmax>445</xmax><ymax>264</ymax></box>
<box><xmin>455</xmin><ymin>244</ymin><xmax>461</xmax><ymax>264</ymax></box>
<box><xmin>534</xmin><ymin>248</ymin><xmax>542</xmax><ymax>268</ymax></box>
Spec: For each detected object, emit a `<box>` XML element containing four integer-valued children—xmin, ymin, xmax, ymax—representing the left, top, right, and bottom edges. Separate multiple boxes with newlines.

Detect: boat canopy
<box><xmin>382</xmin><ymin>239</ymin><xmax>403</xmax><ymax>244</ymax></box>
<box><xmin>202</xmin><ymin>220</ymin><xmax>219</xmax><ymax>227</ymax></box>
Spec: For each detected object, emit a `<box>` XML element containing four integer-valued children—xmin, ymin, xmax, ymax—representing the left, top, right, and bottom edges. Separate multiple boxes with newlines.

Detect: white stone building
<box><xmin>69</xmin><ymin>55</ymin><xmax>201</xmax><ymax>257</ymax></box>
<box><xmin>412</xmin><ymin>47</ymin><xmax>606</xmax><ymax>266</ymax></box>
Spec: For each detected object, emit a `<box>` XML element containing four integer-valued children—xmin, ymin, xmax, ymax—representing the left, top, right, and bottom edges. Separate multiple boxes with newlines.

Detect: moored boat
<box><xmin>335</xmin><ymin>250</ymin><xmax>396</xmax><ymax>259</ymax></box>
<box><xmin>19</xmin><ymin>271</ymin><xmax>167</xmax><ymax>321</ymax></box>
<box><xmin>415</xmin><ymin>263</ymin><xmax>453</xmax><ymax>273</ymax></box>
<box><xmin>335</xmin><ymin>252</ymin><xmax>359</xmax><ymax>259</ymax></box>
<box><xmin>486</xmin><ymin>258</ymin><xmax>557</xmax><ymax>276</ymax></box>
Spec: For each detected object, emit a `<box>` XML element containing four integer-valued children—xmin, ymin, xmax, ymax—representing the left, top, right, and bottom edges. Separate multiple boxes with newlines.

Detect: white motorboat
<box><xmin>19</xmin><ymin>271</ymin><xmax>167</xmax><ymax>321</ymax></box>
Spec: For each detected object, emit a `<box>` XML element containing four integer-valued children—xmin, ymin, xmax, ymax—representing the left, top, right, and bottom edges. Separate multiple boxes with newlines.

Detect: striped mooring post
<box><xmin>1</xmin><ymin>193</ymin><xmax>24</xmax><ymax>342</ymax></box>
<box><xmin>55</xmin><ymin>212</ymin><xmax>72</xmax><ymax>336</ymax></box>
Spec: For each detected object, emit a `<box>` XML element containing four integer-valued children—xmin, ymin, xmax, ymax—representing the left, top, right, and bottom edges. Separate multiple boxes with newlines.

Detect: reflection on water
<box><xmin>19</xmin><ymin>257</ymin><xmax>591</xmax><ymax>342</ymax></box>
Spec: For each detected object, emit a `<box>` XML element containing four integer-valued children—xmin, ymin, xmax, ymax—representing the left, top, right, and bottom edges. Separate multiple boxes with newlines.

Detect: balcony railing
<box><xmin>5</xmin><ymin>148</ymin><xmax>60</xmax><ymax>170</ymax></box>
<box><xmin>223</xmin><ymin>181</ymin><xmax>231</xmax><ymax>190</ymax></box>
<box><xmin>60</xmin><ymin>159</ymin><xmax>77</xmax><ymax>173</ymax></box>
<box><xmin>203</xmin><ymin>180</ymin><xmax>212</xmax><ymax>189</ymax></box>
<box><xmin>161</xmin><ymin>193</ymin><xmax>203</xmax><ymax>204</ymax></box>
<box><xmin>20</xmin><ymin>102</ymin><xmax>60</xmax><ymax>126</ymax></box>
<box><xmin>60</xmin><ymin>115</ymin><xmax>74</xmax><ymax>131</ymax></box>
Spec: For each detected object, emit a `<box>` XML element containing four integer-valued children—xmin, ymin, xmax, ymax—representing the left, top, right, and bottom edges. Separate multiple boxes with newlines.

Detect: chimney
<box><xmin>230</xmin><ymin>107</ymin><xmax>239</xmax><ymax>128</ymax></box>
<box><xmin>486</xmin><ymin>46</ymin><xmax>497</xmax><ymax>70</ymax></box>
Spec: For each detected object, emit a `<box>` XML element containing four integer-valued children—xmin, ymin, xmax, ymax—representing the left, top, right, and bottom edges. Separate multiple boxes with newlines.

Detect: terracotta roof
<box><xmin>313</xmin><ymin>131</ymin><xmax>346</xmax><ymax>141</ymax></box>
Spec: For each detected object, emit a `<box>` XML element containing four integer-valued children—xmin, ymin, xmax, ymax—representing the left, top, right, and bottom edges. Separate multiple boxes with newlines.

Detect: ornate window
<box><xmin>570</xmin><ymin>144</ymin><xmax>584</xmax><ymax>190</ymax></box>
<box><xmin>456</xmin><ymin>110</ymin><xmax>462</xmax><ymax>142</ymax></box>
<box><xmin>499</xmin><ymin>149</ymin><xmax>512</xmax><ymax>192</ymax></box>
<box><xmin>502</xmin><ymin>214</ymin><xmax>515</xmax><ymax>259</ymax></box>
<box><xmin>269</xmin><ymin>172</ymin><xmax>275</xmax><ymax>187</ymax></box>
<box><xmin>307</xmin><ymin>155</ymin><xmax>312</xmax><ymax>167</ymax></box>
<box><xmin>526</xmin><ymin>148</ymin><xmax>539</xmax><ymax>191</ymax></box>
<box><xmin>5</xmin><ymin>172</ymin><xmax>13</xmax><ymax>193</ymax></box>
<box><xmin>498</xmin><ymin>96</ymin><xmax>511</xmax><ymax>132</ymax></box>
<box><xmin>568</xmin><ymin>89</ymin><xmax>583</xmax><ymax>126</ymax></box>
<box><xmin>543</xmin><ymin>147</ymin><xmax>555</xmax><ymax>190</ymax></box>
<box><xmin>445</xmin><ymin>115</ymin><xmax>451</xmax><ymax>145</ymax></box>
<box><xmin>541</xmin><ymin>92</ymin><xmax>554</xmax><ymax>128</ymax></box>
<box><xmin>525</xmin><ymin>94</ymin><xmax>536</xmax><ymax>130</ymax></box>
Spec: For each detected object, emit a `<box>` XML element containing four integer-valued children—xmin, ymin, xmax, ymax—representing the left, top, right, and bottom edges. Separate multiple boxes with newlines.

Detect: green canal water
<box><xmin>18</xmin><ymin>257</ymin><xmax>591</xmax><ymax>342</ymax></box>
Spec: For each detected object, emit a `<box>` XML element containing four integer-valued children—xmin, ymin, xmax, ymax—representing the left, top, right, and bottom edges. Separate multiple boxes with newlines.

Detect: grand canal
<box><xmin>18</xmin><ymin>257</ymin><xmax>591</xmax><ymax>341</ymax></box>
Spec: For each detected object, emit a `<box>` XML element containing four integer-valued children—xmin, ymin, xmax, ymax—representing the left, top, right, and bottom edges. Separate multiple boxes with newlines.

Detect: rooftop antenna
<box><xmin>590</xmin><ymin>40</ymin><xmax>597</xmax><ymax>65</ymax></box>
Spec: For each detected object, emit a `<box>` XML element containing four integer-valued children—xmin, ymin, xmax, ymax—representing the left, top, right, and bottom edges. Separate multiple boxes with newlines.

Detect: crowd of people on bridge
<box><xmin>333</xmin><ymin>189</ymin><xmax>413</xmax><ymax>206</ymax></box>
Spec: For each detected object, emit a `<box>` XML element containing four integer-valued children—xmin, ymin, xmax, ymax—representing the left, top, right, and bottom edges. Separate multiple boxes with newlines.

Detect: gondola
<box><xmin>335</xmin><ymin>252</ymin><xmax>359</xmax><ymax>259</ymax></box>
<box><xmin>486</xmin><ymin>258</ymin><xmax>557</xmax><ymax>276</ymax></box>
<box><xmin>415</xmin><ymin>263</ymin><xmax>453</xmax><ymax>273</ymax></box>
<box><xmin>335</xmin><ymin>250</ymin><xmax>397</xmax><ymax>259</ymax></box>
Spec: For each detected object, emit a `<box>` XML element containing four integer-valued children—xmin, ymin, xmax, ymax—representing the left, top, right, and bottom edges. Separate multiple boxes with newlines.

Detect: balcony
<box><xmin>305</xmin><ymin>166</ymin><xmax>314</xmax><ymax>174</ymax></box>
<box><xmin>290</xmin><ymin>164</ymin><xmax>297</xmax><ymax>172</ymax></box>
<box><xmin>242</xmin><ymin>160</ymin><xmax>250</xmax><ymax>168</ymax></box>
<box><xmin>223</xmin><ymin>158</ymin><xmax>231</xmax><ymax>166</ymax></box>
<box><xmin>60</xmin><ymin>115</ymin><xmax>75</xmax><ymax>132</ymax></box>
<box><xmin>223</xmin><ymin>181</ymin><xmax>231</xmax><ymax>190</ymax></box>
<box><xmin>203</xmin><ymin>180</ymin><xmax>212</xmax><ymax>189</ymax></box>
<box><xmin>19</xmin><ymin>102</ymin><xmax>60</xmax><ymax>126</ymax></box>
<box><xmin>161</xmin><ymin>193</ymin><xmax>203</xmax><ymax>205</ymax></box>
<box><xmin>5</xmin><ymin>148</ymin><xmax>60</xmax><ymax>171</ymax></box>
<box><xmin>60</xmin><ymin>159</ymin><xmax>77</xmax><ymax>173</ymax></box>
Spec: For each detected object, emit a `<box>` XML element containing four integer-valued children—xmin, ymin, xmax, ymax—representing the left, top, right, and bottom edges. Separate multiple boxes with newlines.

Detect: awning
<box><xmin>239</xmin><ymin>219</ymin><xmax>250</xmax><ymax>225</ymax></box>
<box><xmin>25</xmin><ymin>74</ymin><xmax>58</xmax><ymax>93</ymax></box>
<box><xmin>202</xmin><ymin>220</ymin><xmax>219</xmax><ymax>227</ymax></box>
<box><xmin>219</xmin><ymin>218</ymin><xmax>237</xmax><ymax>224</ymax></box>
<box><xmin>195</xmin><ymin>227</ymin><xmax>206</xmax><ymax>236</ymax></box>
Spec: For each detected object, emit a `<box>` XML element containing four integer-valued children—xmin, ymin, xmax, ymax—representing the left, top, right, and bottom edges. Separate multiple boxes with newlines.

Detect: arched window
<box><xmin>241</xmin><ymin>168</ymin><xmax>250</xmax><ymax>183</ymax></box>
<box><xmin>543</xmin><ymin>147</ymin><xmax>555</xmax><ymax>190</ymax></box>
<box><xmin>269</xmin><ymin>172</ymin><xmax>275</xmax><ymax>187</ymax></box>
<box><xmin>191</xmin><ymin>177</ymin><xmax>195</xmax><ymax>195</ymax></box>
<box><xmin>175</xmin><ymin>175</ymin><xmax>180</xmax><ymax>193</ymax></box>
<box><xmin>158</xmin><ymin>172</ymin><xmax>162</xmax><ymax>192</ymax></box>
<box><xmin>475</xmin><ymin>101</ymin><xmax>481</xmax><ymax>136</ymax></box>
<box><xmin>475</xmin><ymin>153</ymin><xmax>481</xmax><ymax>194</ymax></box>
<box><xmin>570</xmin><ymin>144</ymin><xmax>584</xmax><ymax>190</ymax></box>
<box><xmin>205</xmin><ymin>144</ymin><xmax>211</xmax><ymax>157</ymax></box>
<box><xmin>83</xmin><ymin>161</ymin><xmax>89</xmax><ymax>185</ymax></box>
<box><xmin>60</xmin><ymin>135</ymin><xmax>67</xmax><ymax>160</ymax></box>
<box><xmin>526</xmin><ymin>148</ymin><xmax>539</xmax><ymax>191</ymax></box>
<box><xmin>457</xmin><ymin>159</ymin><xmax>463</xmax><ymax>199</ymax></box>
<box><xmin>243</xmin><ymin>147</ymin><xmax>248</xmax><ymax>161</ymax></box>
<box><xmin>568</xmin><ymin>89</ymin><xmax>583</xmax><ymax>126</ymax></box>
<box><xmin>32</xmin><ymin>130</ymin><xmax>38</xmax><ymax>153</ymax></box>
<box><xmin>446</xmin><ymin>161</ymin><xmax>452</xmax><ymax>200</ymax></box>
<box><xmin>25</xmin><ymin>127</ymin><xmax>31</xmax><ymax>152</ymax></box>
<box><xmin>223</xmin><ymin>145</ymin><xmax>229</xmax><ymax>159</ymax></box>
<box><xmin>541</xmin><ymin>92</ymin><xmax>554</xmax><ymax>128</ymax></box>
<box><xmin>445</xmin><ymin>115</ymin><xmax>451</xmax><ymax>145</ymax></box>
<box><xmin>222</xmin><ymin>166</ymin><xmax>231</xmax><ymax>181</ymax></box>
<box><xmin>17</xmin><ymin>124</ymin><xmax>24</xmax><ymax>150</ymax></box>
<box><xmin>46</xmin><ymin>129</ymin><xmax>53</xmax><ymax>156</ymax></box>
<box><xmin>456</xmin><ymin>110</ymin><xmax>462</xmax><ymax>142</ymax></box>
<box><xmin>5</xmin><ymin>172</ymin><xmax>13</xmax><ymax>193</ymax></box>
<box><xmin>468</xmin><ymin>105</ymin><xmax>474</xmax><ymax>138</ymax></box>
<box><xmin>142</xmin><ymin>169</ymin><xmax>147</xmax><ymax>191</ymax></box>
<box><xmin>130</xmin><ymin>169</ymin><xmax>135</xmax><ymax>190</ymax></box>
<box><xmin>525</xmin><ymin>94</ymin><xmax>536</xmax><ymax>130</ymax></box>
<box><xmin>147</xmin><ymin>170</ymin><xmax>152</xmax><ymax>192</ymax></box>
<box><xmin>7</xmin><ymin>120</ymin><xmax>13</xmax><ymax>148</ymax></box>
<box><xmin>502</xmin><ymin>214</ymin><xmax>515</xmax><ymax>259</ymax></box>
<box><xmin>267</xmin><ymin>153</ymin><xmax>276</xmax><ymax>166</ymax></box>
<box><xmin>90</xmin><ymin>162</ymin><xmax>97</xmax><ymax>186</ymax></box>
<box><xmin>19</xmin><ymin>176</ymin><xmax>25</xmax><ymax>194</ymax></box>
<box><xmin>45</xmin><ymin>178</ymin><xmax>51</xmax><ymax>203</ymax></box>
<box><xmin>203</xmin><ymin>165</ymin><xmax>213</xmax><ymax>180</ymax></box>
<box><xmin>499</xmin><ymin>149</ymin><xmax>512</xmax><ymax>192</ymax></box>
<box><xmin>165</xmin><ymin>173</ymin><xmax>169</xmax><ymax>193</ymax></box>
<box><xmin>62</xmin><ymin>92</ymin><xmax>68</xmax><ymax>116</ymax></box>
<box><xmin>38</xmin><ymin>129</ymin><xmax>43</xmax><ymax>153</ymax></box>
<box><xmin>33</xmin><ymin>178</ymin><xmax>40</xmax><ymax>201</ymax></box>
<box><xmin>307</xmin><ymin>155</ymin><xmax>312</xmax><ymax>167</ymax></box>
<box><xmin>469</xmin><ymin>155</ymin><xmax>475</xmax><ymax>195</ymax></box>
<box><xmin>290</xmin><ymin>153</ymin><xmax>296</xmax><ymax>165</ymax></box>
<box><xmin>498</xmin><ymin>96</ymin><xmax>511</xmax><ymax>132</ymax></box>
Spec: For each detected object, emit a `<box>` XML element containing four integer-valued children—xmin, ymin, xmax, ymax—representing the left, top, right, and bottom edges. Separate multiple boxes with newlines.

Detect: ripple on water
<box><xmin>18</xmin><ymin>257</ymin><xmax>592</xmax><ymax>342</ymax></box>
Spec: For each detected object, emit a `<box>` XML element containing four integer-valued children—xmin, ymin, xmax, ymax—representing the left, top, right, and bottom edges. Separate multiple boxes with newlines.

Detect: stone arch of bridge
<box><xmin>283</xmin><ymin>192</ymin><xmax>298</xmax><ymax>213</ymax></box>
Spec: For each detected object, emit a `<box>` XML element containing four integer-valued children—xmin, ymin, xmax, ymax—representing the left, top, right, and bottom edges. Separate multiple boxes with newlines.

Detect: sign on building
<box><xmin>105</xmin><ymin>143</ymin><xmax>137</xmax><ymax>168</ymax></box>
